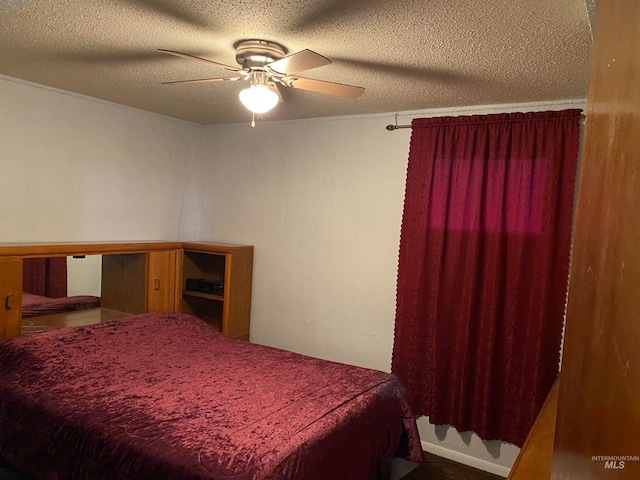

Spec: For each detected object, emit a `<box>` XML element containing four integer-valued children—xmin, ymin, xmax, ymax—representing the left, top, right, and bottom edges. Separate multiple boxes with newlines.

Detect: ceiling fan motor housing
<box><xmin>234</xmin><ymin>40</ymin><xmax>287</xmax><ymax>69</ymax></box>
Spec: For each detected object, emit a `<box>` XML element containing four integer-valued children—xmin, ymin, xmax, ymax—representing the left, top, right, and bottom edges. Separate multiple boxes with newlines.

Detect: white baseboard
<box><xmin>421</xmin><ymin>440</ymin><xmax>511</xmax><ymax>478</ymax></box>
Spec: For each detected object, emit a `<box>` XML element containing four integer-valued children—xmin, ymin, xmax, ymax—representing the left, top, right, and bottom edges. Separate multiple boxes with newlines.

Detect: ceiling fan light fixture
<box><xmin>239</xmin><ymin>84</ymin><xmax>279</xmax><ymax>114</ymax></box>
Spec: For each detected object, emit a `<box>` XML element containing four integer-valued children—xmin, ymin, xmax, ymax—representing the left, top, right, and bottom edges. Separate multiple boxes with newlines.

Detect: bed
<box><xmin>21</xmin><ymin>292</ymin><xmax>101</xmax><ymax>318</ymax></box>
<box><xmin>0</xmin><ymin>313</ymin><xmax>422</xmax><ymax>479</ymax></box>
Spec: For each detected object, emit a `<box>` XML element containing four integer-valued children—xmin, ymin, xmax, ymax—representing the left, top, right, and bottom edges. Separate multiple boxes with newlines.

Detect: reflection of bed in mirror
<box><xmin>21</xmin><ymin>256</ymin><xmax>102</xmax><ymax>333</ymax></box>
<box><xmin>22</xmin><ymin>292</ymin><xmax>100</xmax><ymax>318</ymax></box>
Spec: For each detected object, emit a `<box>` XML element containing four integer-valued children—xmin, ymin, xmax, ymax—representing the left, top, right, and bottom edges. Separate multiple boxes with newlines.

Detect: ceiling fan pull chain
<box><xmin>251</xmin><ymin>112</ymin><xmax>256</xmax><ymax>128</ymax></box>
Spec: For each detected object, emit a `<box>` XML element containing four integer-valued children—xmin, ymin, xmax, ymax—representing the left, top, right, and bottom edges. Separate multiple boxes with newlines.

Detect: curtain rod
<box><xmin>385</xmin><ymin>112</ymin><xmax>586</xmax><ymax>131</ymax></box>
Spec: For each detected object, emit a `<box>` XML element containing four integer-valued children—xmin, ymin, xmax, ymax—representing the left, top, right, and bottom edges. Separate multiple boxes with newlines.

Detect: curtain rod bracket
<box><xmin>386</xmin><ymin>124</ymin><xmax>411</xmax><ymax>131</ymax></box>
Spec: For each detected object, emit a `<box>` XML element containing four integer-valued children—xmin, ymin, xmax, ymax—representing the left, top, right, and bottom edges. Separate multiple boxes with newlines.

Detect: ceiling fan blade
<box><xmin>267</xmin><ymin>49</ymin><xmax>331</xmax><ymax>75</ymax></box>
<box><xmin>161</xmin><ymin>77</ymin><xmax>243</xmax><ymax>85</ymax></box>
<box><xmin>158</xmin><ymin>49</ymin><xmax>241</xmax><ymax>72</ymax></box>
<box><xmin>281</xmin><ymin>76</ymin><xmax>365</xmax><ymax>99</ymax></box>
<box><xmin>268</xmin><ymin>81</ymin><xmax>284</xmax><ymax>103</ymax></box>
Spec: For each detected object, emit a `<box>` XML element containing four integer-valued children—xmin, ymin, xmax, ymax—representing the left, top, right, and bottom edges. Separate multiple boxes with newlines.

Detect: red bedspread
<box><xmin>21</xmin><ymin>292</ymin><xmax>101</xmax><ymax>318</ymax></box>
<box><xmin>0</xmin><ymin>313</ymin><xmax>422</xmax><ymax>479</ymax></box>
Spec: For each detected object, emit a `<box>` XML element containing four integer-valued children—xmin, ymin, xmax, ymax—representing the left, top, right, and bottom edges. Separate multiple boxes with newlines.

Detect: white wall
<box><xmin>0</xmin><ymin>75</ymin><xmax>204</xmax><ymax>243</ymax></box>
<box><xmin>201</xmin><ymin>114</ymin><xmax>410</xmax><ymax>371</ymax></box>
<box><xmin>199</xmin><ymin>99</ymin><xmax>585</xmax><ymax>477</ymax></box>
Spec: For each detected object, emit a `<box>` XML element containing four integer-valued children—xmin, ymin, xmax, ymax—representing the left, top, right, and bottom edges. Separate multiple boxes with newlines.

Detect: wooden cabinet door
<box><xmin>553</xmin><ymin>0</ymin><xmax>640</xmax><ymax>477</ymax></box>
<box><xmin>101</xmin><ymin>254</ymin><xmax>146</xmax><ymax>314</ymax></box>
<box><xmin>146</xmin><ymin>250</ymin><xmax>177</xmax><ymax>313</ymax></box>
<box><xmin>0</xmin><ymin>259</ymin><xmax>22</xmax><ymax>341</ymax></box>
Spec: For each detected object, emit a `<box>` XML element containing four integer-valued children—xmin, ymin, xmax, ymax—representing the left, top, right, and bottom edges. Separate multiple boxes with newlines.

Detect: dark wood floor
<box><xmin>0</xmin><ymin>452</ymin><xmax>506</xmax><ymax>480</ymax></box>
<box><xmin>403</xmin><ymin>452</ymin><xmax>505</xmax><ymax>480</ymax></box>
<box><xmin>0</xmin><ymin>456</ymin><xmax>30</xmax><ymax>480</ymax></box>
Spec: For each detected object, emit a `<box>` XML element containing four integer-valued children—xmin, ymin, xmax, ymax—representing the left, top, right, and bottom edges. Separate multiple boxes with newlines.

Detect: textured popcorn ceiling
<box><xmin>0</xmin><ymin>0</ymin><xmax>592</xmax><ymax>125</ymax></box>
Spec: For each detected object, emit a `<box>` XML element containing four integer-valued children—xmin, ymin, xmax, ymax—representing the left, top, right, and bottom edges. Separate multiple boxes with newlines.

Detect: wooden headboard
<box><xmin>0</xmin><ymin>241</ymin><xmax>253</xmax><ymax>341</ymax></box>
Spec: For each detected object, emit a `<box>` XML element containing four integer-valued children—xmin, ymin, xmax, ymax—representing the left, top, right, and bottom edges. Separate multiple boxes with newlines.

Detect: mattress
<box><xmin>0</xmin><ymin>313</ymin><xmax>422</xmax><ymax>479</ymax></box>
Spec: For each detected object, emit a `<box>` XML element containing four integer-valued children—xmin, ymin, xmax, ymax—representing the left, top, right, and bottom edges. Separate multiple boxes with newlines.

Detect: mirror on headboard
<box><xmin>21</xmin><ymin>256</ymin><xmax>103</xmax><ymax>326</ymax></box>
<box><xmin>67</xmin><ymin>255</ymin><xmax>102</xmax><ymax>297</ymax></box>
<box><xmin>22</xmin><ymin>255</ymin><xmax>102</xmax><ymax>298</ymax></box>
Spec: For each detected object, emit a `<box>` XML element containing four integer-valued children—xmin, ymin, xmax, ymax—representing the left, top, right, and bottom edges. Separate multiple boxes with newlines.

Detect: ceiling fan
<box><xmin>158</xmin><ymin>39</ymin><xmax>365</xmax><ymax>122</ymax></box>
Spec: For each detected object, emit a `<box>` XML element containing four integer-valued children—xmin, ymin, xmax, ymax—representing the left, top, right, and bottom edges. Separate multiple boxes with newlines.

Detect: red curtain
<box><xmin>391</xmin><ymin>110</ymin><xmax>580</xmax><ymax>446</ymax></box>
<box><xmin>22</xmin><ymin>257</ymin><xmax>67</xmax><ymax>298</ymax></box>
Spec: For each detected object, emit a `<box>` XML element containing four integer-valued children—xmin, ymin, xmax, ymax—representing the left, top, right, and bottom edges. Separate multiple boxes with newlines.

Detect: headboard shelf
<box><xmin>0</xmin><ymin>241</ymin><xmax>183</xmax><ymax>259</ymax></box>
